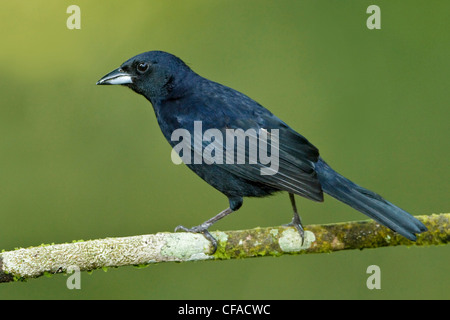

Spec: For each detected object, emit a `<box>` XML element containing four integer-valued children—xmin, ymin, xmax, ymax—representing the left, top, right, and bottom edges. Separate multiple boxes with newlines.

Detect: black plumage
<box><xmin>97</xmin><ymin>51</ymin><xmax>427</xmax><ymax>251</ymax></box>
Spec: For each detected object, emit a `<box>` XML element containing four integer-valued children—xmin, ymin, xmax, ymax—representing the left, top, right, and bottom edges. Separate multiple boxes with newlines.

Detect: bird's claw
<box><xmin>175</xmin><ymin>225</ymin><xmax>218</xmax><ymax>254</ymax></box>
<box><xmin>283</xmin><ymin>218</ymin><xmax>305</xmax><ymax>245</ymax></box>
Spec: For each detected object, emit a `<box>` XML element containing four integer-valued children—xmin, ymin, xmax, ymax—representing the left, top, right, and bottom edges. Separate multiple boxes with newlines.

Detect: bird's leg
<box><xmin>284</xmin><ymin>193</ymin><xmax>305</xmax><ymax>242</ymax></box>
<box><xmin>175</xmin><ymin>207</ymin><xmax>234</xmax><ymax>254</ymax></box>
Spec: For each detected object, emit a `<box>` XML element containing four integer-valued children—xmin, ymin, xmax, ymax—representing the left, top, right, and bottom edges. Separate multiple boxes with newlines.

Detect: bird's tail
<box><xmin>315</xmin><ymin>157</ymin><xmax>427</xmax><ymax>240</ymax></box>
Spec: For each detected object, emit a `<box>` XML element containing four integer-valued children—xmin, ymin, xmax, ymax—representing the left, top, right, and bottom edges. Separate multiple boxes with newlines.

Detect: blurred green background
<box><xmin>1</xmin><ymin>0</ymin><xmax>448</xmax><ymax>299</ymax></box>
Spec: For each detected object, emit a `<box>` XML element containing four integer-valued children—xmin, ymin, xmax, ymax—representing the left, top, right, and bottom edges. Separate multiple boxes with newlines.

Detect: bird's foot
<box><xmin>175</xmin><ymin>224</ymin><xmax>218</xmax><ymax>254</ymax></box>
<box><xmin>283</xmin><ymin>215</ymin><xmax>305</xmax><ymax>245</ymax></box>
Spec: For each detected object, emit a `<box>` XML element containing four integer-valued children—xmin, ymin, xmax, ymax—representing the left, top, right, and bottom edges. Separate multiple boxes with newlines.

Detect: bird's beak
<box><xmin>96</xmin><ymin>68</ymin><xmax>133</xmax><ymax>85</ymax></box>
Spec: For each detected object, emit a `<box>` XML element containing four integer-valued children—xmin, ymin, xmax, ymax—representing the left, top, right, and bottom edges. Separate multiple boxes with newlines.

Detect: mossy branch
<box><xmin>1</xmin><ymin>213</ymin><xmax>448</xmax><ymax>283</ymax></box>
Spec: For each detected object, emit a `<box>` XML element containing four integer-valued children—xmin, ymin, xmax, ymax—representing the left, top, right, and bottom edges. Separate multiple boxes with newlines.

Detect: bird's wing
<box><xmin>184</xmin><ymin>81</ymin><xmax>324</xmax><ymax>202</ymax></box>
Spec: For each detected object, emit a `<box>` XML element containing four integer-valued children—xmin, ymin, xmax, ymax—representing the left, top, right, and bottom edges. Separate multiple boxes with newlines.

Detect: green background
<box><xmin>1</xmin><ymin>0</ymin><xmax>448</xmax><ymax>299</ymax></box>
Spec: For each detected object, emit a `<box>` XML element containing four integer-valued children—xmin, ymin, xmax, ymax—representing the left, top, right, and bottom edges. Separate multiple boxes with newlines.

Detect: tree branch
<box><xmin>1</xmin><ymin>213</ymin><xmax>448</xmax><ymax>283</ymax></box>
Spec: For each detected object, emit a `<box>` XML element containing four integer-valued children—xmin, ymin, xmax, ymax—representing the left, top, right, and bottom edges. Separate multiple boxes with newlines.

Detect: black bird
<box><xmin>97</xmin><ymin>51</ymin><xmax>427</xmax><ymax>251</ymax></box>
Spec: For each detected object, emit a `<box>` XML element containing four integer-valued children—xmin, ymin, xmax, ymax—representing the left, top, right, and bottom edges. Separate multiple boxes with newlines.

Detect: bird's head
<box><xmin>97</xmin><ymin>51</ymin><xmax>192</xmax><ymax>103</ymax></box>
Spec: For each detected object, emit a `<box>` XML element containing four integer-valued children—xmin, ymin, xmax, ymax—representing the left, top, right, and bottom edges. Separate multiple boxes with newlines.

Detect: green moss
<box><xmin>212</xmin><ymin>227</ymin><xmax>299</xmax><ymax>260</ymax></box>
<box><xmin>13</xmin><ymin>275</ymin><xmax>26</xmax><ymax>282</ymax></box>
<box><xmin>43</xmin><ymin>271</ymin><xmax>53</xmax><ymax>278</ymax></box>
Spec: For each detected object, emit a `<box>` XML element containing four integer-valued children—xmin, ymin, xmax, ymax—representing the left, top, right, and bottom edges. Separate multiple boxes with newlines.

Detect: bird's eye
<box><xmin>137</xmin><ymin>62</ymin><xmax>149</xmax><ymax>73</ymax></box>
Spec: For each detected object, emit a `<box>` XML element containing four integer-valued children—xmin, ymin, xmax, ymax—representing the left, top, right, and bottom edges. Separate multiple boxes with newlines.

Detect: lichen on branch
<box><xmin>0</xmin><ymin>213</ymin><xmax>448</xmax><ymax>283</ymax></box>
